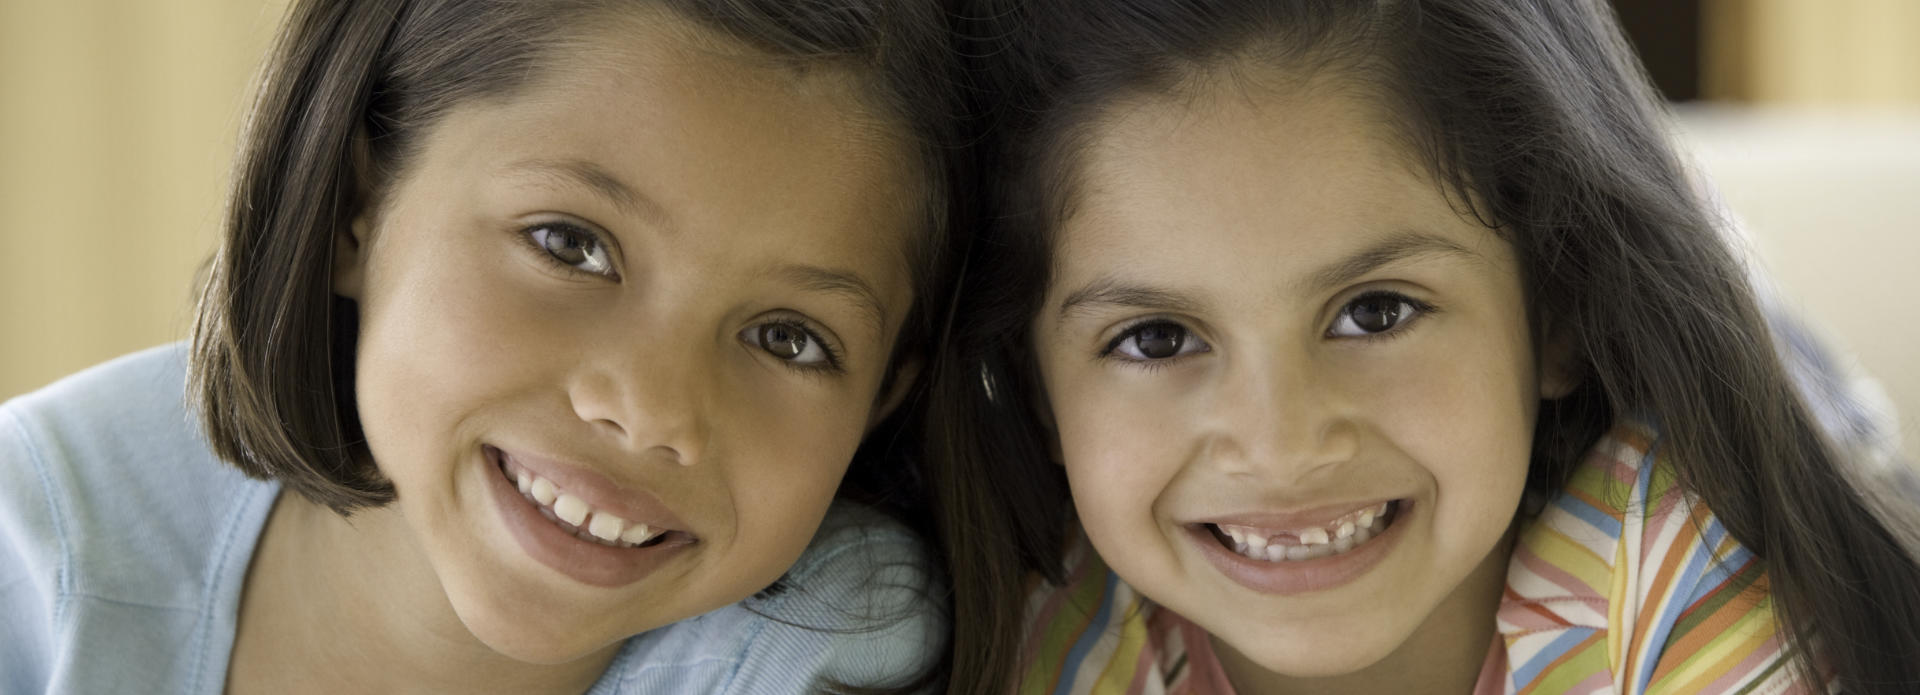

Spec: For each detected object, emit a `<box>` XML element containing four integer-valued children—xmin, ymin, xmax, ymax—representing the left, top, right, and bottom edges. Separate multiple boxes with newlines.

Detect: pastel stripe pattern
<box><xmin>1016</xmin><ymin>423</ymin><xmax>1831</xmax><ymax>694</ymax></box>
<box><xmin>1489</xmin><ymin>422</ymin><xmax>1830</xmax><ymax>695</ymax></box>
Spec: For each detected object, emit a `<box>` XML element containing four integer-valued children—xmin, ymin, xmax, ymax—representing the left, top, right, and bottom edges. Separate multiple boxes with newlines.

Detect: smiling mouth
<box><xmin>1204</xmin><ymin>501</ymin><xmax>1402</xmax><ymax>563</ymax></box>
<box><xmin>491</xmin><ymin>453</ymin><xmax>686</xmax><ymax>550</ymax></box>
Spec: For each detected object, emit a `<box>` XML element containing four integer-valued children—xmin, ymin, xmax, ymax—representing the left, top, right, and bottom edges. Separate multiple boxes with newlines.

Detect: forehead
<box><xmin>399</xmin><ymin>7</ymin><xmax>920</xmax><ymax>289</ymax></box>
<box><xmin>1055</xmin><ymin>75</ymin><xmax>1484</xmax><ymax>281</ymax></box>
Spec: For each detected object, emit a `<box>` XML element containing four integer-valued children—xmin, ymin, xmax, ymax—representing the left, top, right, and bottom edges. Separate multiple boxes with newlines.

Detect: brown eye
<box><xmin>741</xmin><ymin>319</ymin><xmax>839</xmax><ymax>370</ymax></box>
<box><xmin>758</xmin><ymin>323</ymin><xmax>809</xmax><ymax>359</ymax></box>
<box><xmin>527</xmin><ymin>224</ymin><xmax>614</xmax><ymax>276</ymax></box>
<box><xmin>1328</xmin><ymin>292</ymin><xmax>1427</xmax><ymax>337</ymax></box>
<box><xmin>1109</xmin><ymin>321</ymin><xmax>1206</xmax><ymax>361</ymax></box>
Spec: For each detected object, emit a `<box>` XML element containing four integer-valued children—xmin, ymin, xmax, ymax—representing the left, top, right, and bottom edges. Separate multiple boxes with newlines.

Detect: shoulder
<box><xmin>600</xmin><ymin>501</ymin><xmax>944</xmax><ymax>694</ymax></box>
<box><xmin>1502</xmin><ymin>422</ymin><xmax>1817</xmax><ymax>693</ymax></box>
<box><xmin>0</xmin><ymin>343</ymin><xmax>272</xmax><ymax>607</ymax></box>
<box><xmin>1015</xmin><ymin>531</ymin><xmax>1199</xmax><ymax>693</ymax></box>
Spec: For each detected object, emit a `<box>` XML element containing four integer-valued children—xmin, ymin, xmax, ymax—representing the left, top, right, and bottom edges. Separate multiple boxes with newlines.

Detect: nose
<box><xmin>1202</xmin><ymin>354</ymin><xmax>1358</xmax><ymax>481</ymax></box>
<box><xmin>566</xmin><ymin>334</ymin><xmax>709</xmax><ymax>466</ymax></box>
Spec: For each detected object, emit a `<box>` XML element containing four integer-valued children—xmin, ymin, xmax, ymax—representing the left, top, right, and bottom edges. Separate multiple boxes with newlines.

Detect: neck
<box><xmin>1215</xmin><ymin>525</ymin><xmax>1514</xmax><ymax>695</ymax></box>
<box><xmin>229</xmin><ymin>492</ymin><xmax>619</xmax><ymax>694</ymax></box>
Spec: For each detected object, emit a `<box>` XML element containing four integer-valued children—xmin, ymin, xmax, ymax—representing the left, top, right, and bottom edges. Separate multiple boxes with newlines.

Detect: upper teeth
<box><xmin>1216</xmin><ymin>501</ymin><xmax>1393</xmax><ymax>563</ymax></box>
<box><xmin>515</xmin><ymin>470</ymin><xmax>663</xmax><ymax>547</ymax></box>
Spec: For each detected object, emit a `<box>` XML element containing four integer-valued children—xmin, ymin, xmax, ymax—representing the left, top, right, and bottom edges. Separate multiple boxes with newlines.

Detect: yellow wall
<box><xmin>0</xmin><ymin>0</ymin><xmax>287</xmax><ymax>398</ymax></box>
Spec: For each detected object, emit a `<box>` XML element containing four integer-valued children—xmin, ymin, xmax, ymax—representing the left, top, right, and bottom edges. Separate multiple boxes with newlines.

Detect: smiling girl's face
<box><xmin>331</xmin><ymin>11</ymin><xmax>919</xmax><ymax>664</ymax></box>
<box><xmin>1032</xmin><ymin>75</ymin><xmax>1572</xmax><ymax>681</ymax></box>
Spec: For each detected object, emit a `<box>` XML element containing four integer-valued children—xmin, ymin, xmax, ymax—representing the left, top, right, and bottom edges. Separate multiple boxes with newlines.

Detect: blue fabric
<box><xmin>0</xmin><ymin>344</ymin><xmax>942</xmax><ymax>694</ymax></box>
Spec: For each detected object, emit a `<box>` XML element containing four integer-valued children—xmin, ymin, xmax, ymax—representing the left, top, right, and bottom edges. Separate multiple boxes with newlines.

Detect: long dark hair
<box><xmin>928</xmin><ymin>1</ymin><xmax>1920</xmax><ymax>693</ymax></box>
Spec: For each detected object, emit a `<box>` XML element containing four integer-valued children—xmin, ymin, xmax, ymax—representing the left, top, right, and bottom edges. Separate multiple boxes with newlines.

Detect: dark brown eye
<box><xmin>1134</xmin><ymin>324</ymin><xmax>1185</xmax><ymax>358</ymax></box>
<box><xmin>758</xmin><ymin>323</ymin><xmax>809</xmax><ymax>359</ymax></box>
<box><xmin>1329</xmin><ymin>293</ymin><xmax>1426</xmax><ymax>337</ymax></box>
<box><xmin>1110</xmin><ymin>321</ymin><xmax>1204</xmax><ymax>361</ymax></box>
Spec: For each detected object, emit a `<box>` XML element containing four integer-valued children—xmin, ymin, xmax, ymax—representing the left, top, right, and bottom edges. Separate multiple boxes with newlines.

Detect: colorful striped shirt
<box><xmin>1017</xmin><ymin>423</ymin><xmax>1829</xmax><ymax>694</ymax></box>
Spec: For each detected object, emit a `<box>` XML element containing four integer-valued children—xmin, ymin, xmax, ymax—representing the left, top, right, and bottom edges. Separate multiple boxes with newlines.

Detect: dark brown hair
<box><xmin>929</xmin><ymin>1</ymin><xmax>1920</xmax><ymax>693</ymax></box>
<box><xmin>189</xmin><ymin>3</ymin><xmax>965</xmax><ymax>687</ymax></box>
<box><xmin>189</xmin><ymin>0</ymin><xmax>965</xmax><ymax>518</ymax></box>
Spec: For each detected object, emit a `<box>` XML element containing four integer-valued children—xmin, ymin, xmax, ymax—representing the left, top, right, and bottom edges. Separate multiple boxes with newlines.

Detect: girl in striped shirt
<box><xmin>926</xmin><ymin>1</ymin><xmax>1920</xmax><ymax>693</ymax></box>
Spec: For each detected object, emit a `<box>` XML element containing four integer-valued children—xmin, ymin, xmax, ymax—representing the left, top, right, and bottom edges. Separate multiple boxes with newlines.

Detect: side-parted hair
<box><xmin>189</xmin><ymin>0</ymin><xmax>967</xmax><ymax>519</ymax></box>
<box><xmin>928</xmin><ymin>1</ymin><xmax>1920</xmax><ymax>693</ymax></box>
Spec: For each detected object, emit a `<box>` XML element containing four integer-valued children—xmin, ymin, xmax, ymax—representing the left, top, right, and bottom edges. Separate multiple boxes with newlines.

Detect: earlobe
<box><xmin>332</xmin><ymin>215</ymin><xmax>372</xmax><ymax>300</ymax></box>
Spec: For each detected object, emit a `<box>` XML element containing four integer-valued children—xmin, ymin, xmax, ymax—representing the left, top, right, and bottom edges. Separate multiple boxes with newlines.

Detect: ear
<box><xmin>333</xmin><ymin>128</ymin><xmax>381</xmax><ymax>300</ymax></box>
<box><xmin>866</xmin><ymin>355</ymin><xmax>923</xmax><ymax>431</ymax></box>
<box><xmin>1537</xmin><ymin>327</ymin><xmax>1583</xmax><ymax>399</ymax></box>
<box><xmin>332</xmin><ymin>214</ymin><xmax>373</xmax><ymax>300</ymax></box>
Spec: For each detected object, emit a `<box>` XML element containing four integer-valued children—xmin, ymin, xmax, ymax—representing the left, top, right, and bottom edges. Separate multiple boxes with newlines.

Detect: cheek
<box><xmin>1048</xmin><ymin>368</ymin><xmax>1187</xmax><ymax>531</ymax></box>
<box><xmin>716</xmin><ymin>374</ymin><xmax>873</xmax><ymax>558</ymax></box>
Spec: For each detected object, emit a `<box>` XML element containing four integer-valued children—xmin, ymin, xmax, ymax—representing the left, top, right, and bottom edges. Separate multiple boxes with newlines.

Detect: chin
<box><xmin>1214</xmin><ymin>621</ymin><xmax>1406</xmax><ymax>679</ymax></box>
<box><xmin>445</xmin><ymin>581</ymin><xmax>631</xmax><ymax>666</ymax></box>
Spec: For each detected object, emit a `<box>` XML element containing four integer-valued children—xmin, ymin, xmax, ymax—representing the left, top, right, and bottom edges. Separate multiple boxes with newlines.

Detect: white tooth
<box><xmin>516</xmin><ymin>472</ymin><xmax>532</xmax><ymax>494</ymax></box>
<box><xmin>1300</xmin><ymin>527</ymin><xmax>1330</xmax><ymax>546</ymax></box>
<box><xmin>1235</xmin><ymin>542</ymin><xmax>1249</xmax><ymax>554</ymax></box>
<box><xmin>1225</xmin><ymin>528</ymin><xmax>1245</xmax><ymax>544</ymax></box>
<box><xmin>1285</xmin><ymin>545</ymin><xmax>1311</xmax><ymax>561</ymax></box>
<box><xmin>1355</xmin><ymin>527</ymin><xmax>1374</xmax><ymax>544</ymax></box>
<box><xmin>588</xmin><ymin>512</ymin><xmax>626</xmax><ymax>541</ymax></box>
<box><xmin>1304</xmin><ymin>544</ymin><xmax>1336</xmax><ymax>560</ymax></box>
<box><xmin>526</xmin><ymin>478</ymin><xmax>556</xmax><ymax>506</ymax></box>
<box><xmin>1377</xmin><ymin>502</ymin><xmax>1391</xmax><ymax>517</ymax></box>
<box><xmin>1333</xmin><ymin>536</ymin><xmax>1354</xmax><ymax>553</ymax></box>
<box><xmin>1247</xmin><ymin>534</ymin><xmax>1268</xmax><ymax>550</ymax></box>
<box><xmin>621</xmin><ymin>522</ymin><xmax>653</xmax><ymax>545</ymax></box>
<box><xmin>1336</xmin><ymin>520</ymin><xmax>1356</xmax><ymax>539</ymax></box>
<box><xmin>1265</xmin><ymin>545</ymin><xmax>1285</xmax><ymax>562</ymax></box>
<box><xmin>553</xmin><ymin>494</ymin><xmax>588</xmax><ymax>525</ymax></box>
<box><xmin>1358</xmin><ymin>509</ymin><xmax>1376</xmax><ymax>528</ymax></box>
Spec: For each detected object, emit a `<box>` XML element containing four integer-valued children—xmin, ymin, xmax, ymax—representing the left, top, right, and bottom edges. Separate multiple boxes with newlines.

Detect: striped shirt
<box><xmin>1016</xmin><ymin>423</ymin><xmax>1829</xmax><ymax>694</ymax></box>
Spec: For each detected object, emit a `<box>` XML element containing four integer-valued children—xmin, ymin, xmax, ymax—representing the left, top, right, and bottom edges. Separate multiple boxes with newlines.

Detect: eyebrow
<box><xmin>1298</xmin><ymin>231</ymin><xmax>1484</xmax><ymax>295</ymax></box>
<box><xmin>1054</xmin><ymin>230</ymin><xmax>1483</xmax><ymax>324</ymax></box>
<box><xmin>1057</xmin><ymin>280</ymin><xmax>1207</xmax><ymax>325</ymax></box>
<box><xmin>508</xmin><ymin>158</ymin><xmax>668</xmax><ymax>226</ymax></box>
<box><xmin>775</xmin><ymin>264</ymin><xmax>890</xmax><ymax>339</ymax></box>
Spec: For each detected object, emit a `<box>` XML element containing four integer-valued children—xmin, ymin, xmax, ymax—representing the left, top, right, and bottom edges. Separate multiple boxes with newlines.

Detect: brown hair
<box><xmin>189</xmin><ymin>0</ymin><xmax>966</xmax><ymax>519</ymax></box>
<box><xmin>930</xmin><ymin>0</ymin><xmax>1920</xmax><ymax>693</ymax></box>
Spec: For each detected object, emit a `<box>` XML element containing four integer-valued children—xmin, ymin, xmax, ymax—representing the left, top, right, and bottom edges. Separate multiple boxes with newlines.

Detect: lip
<box><xmin>1195</xmin><ymin>498</ymin><xmax>1399</xmax><ymax>531</ymax></box>
<box><xmin>482</xmin><ymin>445</ymin><xmax>696</xmax><ymax>588</ymax></box>
<box><xmin>1185</xmin><ymin>499</ymin><xmax>1411</xmax><ymax>595</ymax></box>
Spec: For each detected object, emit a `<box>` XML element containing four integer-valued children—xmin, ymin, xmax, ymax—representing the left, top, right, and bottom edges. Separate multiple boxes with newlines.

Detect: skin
<box><xmin>227</xmin><ymin>10</ymin><xmax>920</xmax><ymax>694</ymax></box>
<box><xmin>1031</xmin><ymin>73</ymin><xmax>1575</xmax><ymax>693</ymax></box>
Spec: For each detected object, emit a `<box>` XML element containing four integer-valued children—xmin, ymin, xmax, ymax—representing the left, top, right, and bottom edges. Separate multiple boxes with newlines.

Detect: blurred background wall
<box><xmin>1</xmin><ymin>0</ymin><xmax>289</xmax><ymax>395</ymax></box>
<box><xmin>1</xmin><ymin>1</ymin><xmax>1916</xmax><ymax>460</ymax></box>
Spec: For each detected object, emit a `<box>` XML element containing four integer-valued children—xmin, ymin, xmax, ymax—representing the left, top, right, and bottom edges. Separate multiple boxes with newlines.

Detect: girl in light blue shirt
<box><xmin>0</xmin><ymin>0</ymin><xmax>964</xmax><ymax>692</ymax></box>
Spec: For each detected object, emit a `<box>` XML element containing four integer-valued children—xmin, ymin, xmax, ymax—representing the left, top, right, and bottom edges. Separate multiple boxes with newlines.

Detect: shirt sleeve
<box><xmin>719</xmin><ymin>507</ymin><xmax>946</xmax><ymax>695</ymax></box>
<box><xmin>0</xmin><ymin>402</ymin><xmax>63</xmax><ymax>693</ymax></box>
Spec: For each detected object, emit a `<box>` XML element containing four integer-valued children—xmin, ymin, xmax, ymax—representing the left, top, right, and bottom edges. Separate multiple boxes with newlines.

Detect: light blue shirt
<box><xmin>0</xmin><ymin>344</ymin><xmax>943</xmax><ymax>693</ymax></box>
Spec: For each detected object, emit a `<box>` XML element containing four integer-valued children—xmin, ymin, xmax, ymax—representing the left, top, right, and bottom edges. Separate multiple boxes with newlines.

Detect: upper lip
<box><xmin>488</xmin><ymin>444</ymin><xmax>691</xmax><ymax>534</ymax></box>
<box><xmin>1188</xmin><ymin>497</ymin><xmax>1400</xmax><ymax>531</ymax></box>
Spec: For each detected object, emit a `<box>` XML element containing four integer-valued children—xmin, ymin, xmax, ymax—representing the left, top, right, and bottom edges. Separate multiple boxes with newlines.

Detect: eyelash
<box><xmin>518</xmin><ymin>221</ymin><xmax>619</xmax><ymax>280</ymax></box>
<box><xmin>750</xmin><ymin>317</ymin><xmax>847</xmax><ymax>374</ymax></box>
<box><xmin>1326</xmin><ymin>290</ymin><xmax>1439</xmax><ymax>342</ymax></box>
<box><xmin>1098</xmin><ymin>318</ymin><xmax>1208</xmax><ymax>370</ymax></box>
<box><xmin>1093</xmin><ymin>291</ymin><xmax>1439</xmax><ymax>367</ymax></box>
